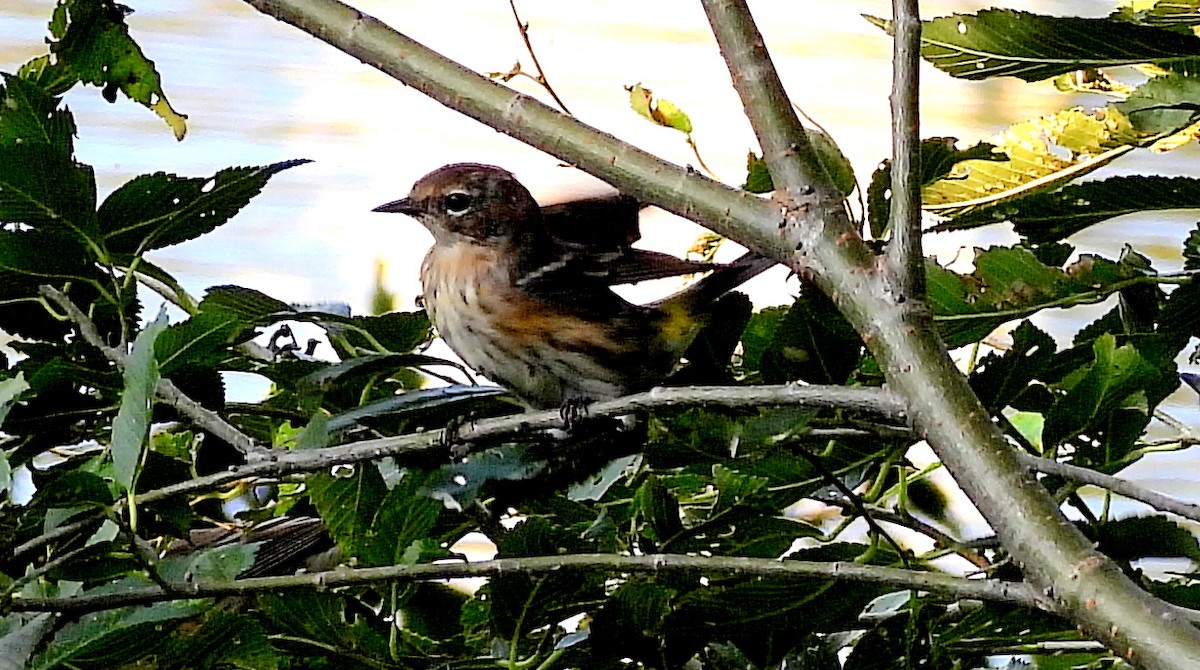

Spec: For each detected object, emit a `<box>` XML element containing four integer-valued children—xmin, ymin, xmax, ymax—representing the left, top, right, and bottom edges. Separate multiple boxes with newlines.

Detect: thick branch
<box><xmin>10</xmin><ymin>553</ymin><xmax>1047</xmax><ymax>614</ymax></box>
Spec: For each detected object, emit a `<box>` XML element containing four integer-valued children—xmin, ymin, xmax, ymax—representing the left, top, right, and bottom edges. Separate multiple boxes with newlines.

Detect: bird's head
<box><xmin>373</xmin><ymin>163</ymin><xmax>542</xmax><ymax>245</ymax></box>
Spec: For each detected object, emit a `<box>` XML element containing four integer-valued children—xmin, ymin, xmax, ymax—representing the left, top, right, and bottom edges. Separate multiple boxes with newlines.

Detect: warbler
<box><xmin>373</xmin><ymin>163</ymin><xmax>774</xmax><ymax>409</ymax></box>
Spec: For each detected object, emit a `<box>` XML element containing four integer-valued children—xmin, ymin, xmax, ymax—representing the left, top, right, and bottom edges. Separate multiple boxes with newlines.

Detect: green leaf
<box><xmin>206</xmin><ymin>285</ymin><xmax>293</xmax><ymax>319</ymax></box>
<box><xmin>937</xmin><ymin>176</ymin><xmax>1200</xmax><ymax>242</ymax></box>
<box><xmin>1185</xmin><ymin>221</ymin><xmax>1200</xmax><ymax>272</ymax></box>
<box><xmin>366</xmin><ymin>473</ymin><xmax>444</xmax><ymax>566</ymax></box>
<box><xmin>926</xmin><ymin>248</ymin><xmax>1146</xmax><ymax>348</ymax></box>
<box><xmin>488</xmin><ymin>517</ymin><xmax>604</xmax><ymax>638</ymax></box>
<box><xmin>867</xmin><ymin>10</ymin><xmax>1200</xmax><ymax>82</ymax></box>
<box><xmin>1093</xmin><ymin>515</ymin><xmax>1200</xmax><ymax>561</ymax></box>
<box><xmin>157</xmin><ymin>544</ymin><xmax>259</xmax><ymax>583</ymax></box>
<box><xmin>743</xmin><ymin>152</ymin><xmax>773</xmax><ymax>194</ymax></box>
<box><xmin>634</xmin><ymin>476</ymin><xmax>683</xmax><ymax>545</ymax></box>
<box><xmin>0</xmin><ymin>143</ymin><xmax>97</xmax><ymax>239</ymax></box>
<box><xmin>99</xmin><ymin>160</ymin><xmax>312</xmax><ymax>254</ymax></box>
<box><xmin>168</xmin><ymin>612</ymin><xmax>278</xmax><ymax>670</ymax></box>
<box><xmin>969</xmin><ymin>321</ymin><xmax>1056</xmax><ymax>412</ymax></box>
<box><xmin>256</xmin><ymin>591</ymin><xmax>392</xmax><ymax>662</ymax></box>
<box><xmin>743</xmin><ymin>132</ymin><xmax>856</xmax><ymax>200</ymax></box>
<box><xmin>17</xmin><ymin>54</ymin><xmax>79</xmax><ymax>96</ymax></box>
<box><xmin>740</xmin><ymin>306</ymin><xmax>787</xmax><ymax>374</ymax></box>
<box><xmin>47</xmin><ymin>0</ymin><xmax>189</xmax><ymax>139</ymax></box>
<box><xmin>1116</xmin><ymin>72</ymin><xmax>1200</xmax><ymax>140</ymax></box>
<box><xmin>807</xmin><ymin>128</ymin><xmax>857</xmax><ymax>199</ymax></box>
<box><xmin>0</xmin><ymin>372</ymin><xmax>31</xmax><ymax>431</ymax></box>
<box><xmin>0</xmin><ymin>73</ymin><xmax>75</xmax><ymax>153</ymax></box>
<box><xmin>111</xmin><ymin>307</ymin><xmax>167</xmax><ymax>490</ymax></box>
<box><xmin>1042</xmin><ymin>334</ymin><xmax>1164</xmax><ymax>450</ymax></box>
<box><xmin>426</xmin><ymin>443</ymin><xmax>547</xmax><ymax>510</ymax></box>
<box><xmin>325</xmin><ymin>385</ymin><xmax>508</xmax><ymax>435</ymax></box>
<box><xmin>337</xmin><ymin>311</ymin><xmax>432</xmax><ymax>353</ymax></box>
<box><xmin>712</xmin><ymin>464</ymin><xmax>768</xmax><ymax>516</ymax></box>
<box><xmin>154</xmin><ymin>310</ymin><xmax>243</xmax><ymax>375</ymax></box>
<box><xmin>589</xmin><ymin>580</ymin><xmax>676</xmax><ymax>660</ymax></box>
<box><xmin>759</xmin><ymin>290</ymin><xmax>862</xmax><ymax>385</ymax></box>
<box><xmin>306</xmin><ymin>463</ymin><xmax>388</xmax><ymax>562</ymax></box>
<box><xmin>259</xmin><ymin>593</ymin><xmax>393</xmax><ymax>662</ymax></box>
<box><xmin>31</xmin><ymin>589</ymin><xmax>204</xmax><ymax>670</ymax></box>
<box><xmin>1159</xmin><ymin>279</ymin><xmax>1200</xmax><ymax>337</ymax></box>
<box><xmin>31</xmin><ymin>470</ymin><xmax>114</xmax><ymax>508</ymax></box>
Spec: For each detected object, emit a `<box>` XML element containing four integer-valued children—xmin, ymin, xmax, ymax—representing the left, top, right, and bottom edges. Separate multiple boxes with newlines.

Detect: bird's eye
<box><xmin>444</xmin><ymin>192</ymin><xmax>472</xmax><ymax>215</ymax></box>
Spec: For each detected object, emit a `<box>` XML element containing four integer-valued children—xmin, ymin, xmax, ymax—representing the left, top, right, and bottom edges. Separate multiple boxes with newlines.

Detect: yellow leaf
<box><xmin>627</xmin><ymin>83</ymin><xmax>693</xmax><ymax>135</ymax></box>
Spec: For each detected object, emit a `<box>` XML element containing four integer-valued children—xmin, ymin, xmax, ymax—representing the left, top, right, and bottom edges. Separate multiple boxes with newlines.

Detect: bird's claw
<box><xmin>440</xmin><ymin>413</ymin><xmax>476</xmax><ymax>458</ymax></box>
<box><xmin>559</xmin><ymin>398</ymin><xmax>590</xmax><ymax>431</ymax></box>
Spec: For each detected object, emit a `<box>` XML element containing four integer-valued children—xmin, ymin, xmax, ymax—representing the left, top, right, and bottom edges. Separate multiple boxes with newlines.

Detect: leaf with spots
<box><xmin>866</xmin><ymin>10</ymin><xmax>1200</xmax><ymax>82</ymax></box>
<box><xmin>98</xmin><ymin>159</ymin><xmax>311</xmax><ymax>255</ymax></box>
<box><xmin>927</xmin><ymin>247</ymin><xmax>1148</xmax><ymax>348</ymax></box>
<box><xmin>44</xmin><ymin>0</ymin><xmax>189</xmax><ymax>139</ymax></box>
<box><xmin>921</xmin><ymin>108</ymin><xmax>1138</xmax><ymax>221</ymax></box>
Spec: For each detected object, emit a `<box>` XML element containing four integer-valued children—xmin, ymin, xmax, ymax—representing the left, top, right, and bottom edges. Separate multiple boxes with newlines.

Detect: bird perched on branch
<box><xmin>373</xmin><ymin>163</ymin><xmax>774</xmax><ymax>410</ymax></box>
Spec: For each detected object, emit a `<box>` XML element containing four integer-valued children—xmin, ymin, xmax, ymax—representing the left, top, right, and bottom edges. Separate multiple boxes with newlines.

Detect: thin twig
<box><xmin>505</xmin><ymin>0</ymin><xmax>571</xmax><ymax>115</ymax></box>
<box><xmin>10</xmin><ymin>552</ymin><xmax>1049</xmax><ymax>614</ymax></box>
<box><xmin>791</xmin><ymin>444</ymin><xmax>911</xmax><ymax>567</ymax></box>
<box><xmin>1017</xmin><ymin>452</ymin><xmax>1200</xmax><ymax>524</ymax></box>
<box><xmin>39</xmin><ymin>285</ymin><xmax>266</xmax><ymax>458</ymax></box>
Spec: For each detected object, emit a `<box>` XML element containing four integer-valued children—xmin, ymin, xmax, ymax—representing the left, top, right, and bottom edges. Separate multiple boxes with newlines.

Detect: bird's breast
<box><xmin>418</xmin><ymin>242</ymin><xmax>659</xmax><ymax>407</ymax></box>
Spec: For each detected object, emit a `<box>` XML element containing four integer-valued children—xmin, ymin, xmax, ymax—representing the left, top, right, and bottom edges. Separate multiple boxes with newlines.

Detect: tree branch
<box><xmin>1018</xmin><ymin>452</ymin><xmax>1200</xmax><ymax>525</ymax></box>
<box><xmin>133</xmin><ymin>384</ymin><xmax>906</xmax><ymax>505</ymax></box>
<box><xmin>39</xmin><ymin>285</ymin><xmax>266</xmax><ymax>459</ymax></box>
<box><xmin>10</xmin><ymin>553</ymin><xmax>1049</xmax><ymax>615</ymax></box>
<box><xmin>883</xmin><ymin>0</ymin><xmax>924</xmax><ymax>299</ymax></box>
<box><xmin>694</xmin><ymin>2</ymin><xmax>1200</xmax><ymax>667</ymax></box>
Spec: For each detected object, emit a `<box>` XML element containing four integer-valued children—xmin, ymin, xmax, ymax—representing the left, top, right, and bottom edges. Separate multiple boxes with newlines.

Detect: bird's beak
<box><xmin>372</xmin><ymin>197</ymin><xmax>419</xmax><ymax>214</ymax></box>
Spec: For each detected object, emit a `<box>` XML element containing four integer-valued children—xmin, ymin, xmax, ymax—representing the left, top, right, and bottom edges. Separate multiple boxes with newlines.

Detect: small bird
<box><xmin>373</xmin><ymin>163</ymin><xmax>774</xmax><ymax>409</ymax></box>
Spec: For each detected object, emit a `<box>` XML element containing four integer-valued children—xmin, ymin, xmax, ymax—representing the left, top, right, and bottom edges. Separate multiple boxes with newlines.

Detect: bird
<box><xmin>373</xmin><ymin>163</ymin><xmax>775</xmax><ymax>410</ymax></box>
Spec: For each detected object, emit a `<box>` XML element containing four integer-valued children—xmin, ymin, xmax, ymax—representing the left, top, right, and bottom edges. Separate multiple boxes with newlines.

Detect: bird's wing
<box><xmin>521</xmin><ymin>194</ymin><xmax>717</xmax><ymax>294</ymax></box>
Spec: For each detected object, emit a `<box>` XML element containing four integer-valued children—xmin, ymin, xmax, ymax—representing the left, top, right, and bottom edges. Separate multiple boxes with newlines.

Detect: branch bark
<box><xmin>884</xmin><ymin>0</ymin><xmax>924</xmax><ymax>299</ymax></box>
<box><xmin>10</xmin><ymin>553</ymin><xmax>1048</xmax><ymax>615</ymax></box>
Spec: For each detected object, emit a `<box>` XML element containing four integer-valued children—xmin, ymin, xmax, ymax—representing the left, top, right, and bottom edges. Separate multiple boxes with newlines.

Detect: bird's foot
<box><xmin>559</xmin><ymin>398</ymin><xmax>590</xmax><ymax>431</ymax></box>
<box><xmin>440</xmin><ymin>413</ymin><xmax>477</xmax><ymax>459</ymax></box>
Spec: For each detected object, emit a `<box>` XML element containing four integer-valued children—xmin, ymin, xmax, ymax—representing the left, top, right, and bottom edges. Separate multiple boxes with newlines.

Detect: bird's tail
<box><xmin>649</xmin><ymin>252</ymin><xmax>778</xmax><ymax>354</ymax></box>
<box><xmin>653</xmin><ymin>252</ymin><xmax>778</xmax><ymax>314</ymax></box>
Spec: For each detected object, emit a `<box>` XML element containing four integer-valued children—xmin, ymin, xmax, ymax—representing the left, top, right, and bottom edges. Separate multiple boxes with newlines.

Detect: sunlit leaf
<box><xmin>628</xmin><ymin>83</ymin><xmax>693</xmax><ymax>133</ymax></box>
<box><xmin>922</xmin><ymin>108</ymin><xmax>1137</xmax><ymax>219</ymax></box>
<box><xmin>867</xmin><ymin>10</ymin><xmax>1200</xmax><ymax>82</ymax></box>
